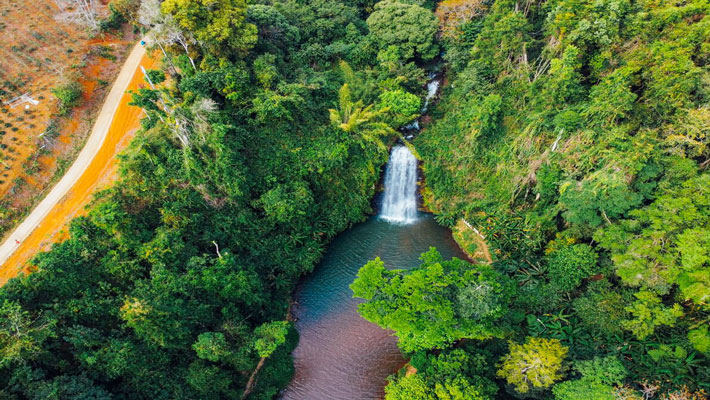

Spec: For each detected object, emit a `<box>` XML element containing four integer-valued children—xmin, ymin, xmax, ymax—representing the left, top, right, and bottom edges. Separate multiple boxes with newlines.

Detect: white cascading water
<box><xmin>380</xmin><ymin>145</ymin><xmax>418</xmax><ymax>224</ymax></box>
<box><xmin>421</xmin><ymin>79</ymin><xmax>440</xmax><ymax>113</ymax></box>
<box><xmin>404</xmin><ymin>78</ymin><xmax>440</xmax><ymax>131</ymax></box>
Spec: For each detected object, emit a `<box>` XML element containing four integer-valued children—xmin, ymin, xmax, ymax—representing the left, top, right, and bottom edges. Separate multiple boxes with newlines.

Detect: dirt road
<box><xmin>0</xmin><ymin>41</ymin><xmax>156</xmax><ymax>284</ymax></box>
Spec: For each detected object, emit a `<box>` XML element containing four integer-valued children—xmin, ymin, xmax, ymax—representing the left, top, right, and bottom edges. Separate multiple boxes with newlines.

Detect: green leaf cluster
<box><xmin>352</xmin><ymin>248</ymin><xmax>512</xmax><ymax>352</ymax></box>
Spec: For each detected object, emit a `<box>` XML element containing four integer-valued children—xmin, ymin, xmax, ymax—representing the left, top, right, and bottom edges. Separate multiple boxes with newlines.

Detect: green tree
<box><xmin>572</xmin><ymin>281</ymin><xmax>629</xmax><ymax>337</ymax></box>
<box><xmin>497</xmin><ymin>337</ymin><xmax>568</xmax><ymax>394</ymax></box>
<box><xmin>329</xmin><ymin>83</ymin><xmax>399</xmax><ymax>151</ymax></box>
<box><xmin>621</xmin><ymin>290</ymin><xmax>684</xmax><ymax>340</ymax></box>
<box><xmin>386</xmin><ymin>356</ymin><xmax>496</xmax><ymax>400</ymax></box>
<box><xmin>253</xmin><ymin>321</ymin><xmax>289</xmax><ymax>358</ymax></box>
<box><xmin>433</xmin><ymin>377</ymin><xmax>494</xmax><ymax>400</ymax></box>
<box><xmin>242</xmin><ymin>321</ymin><xmax>290</xmax><ymax>399</ymax></box>
<box><xmin>253</xmin><ymin>53</ymin><xmax>279</xmax><ymax>89</ymax></box>
<box><xmin>543</xmin><ymin>45</ymin><xmax>584</xmax><ymax>106</ymax></box>
<box><xmin>664</xmin><ymin>108</ymin><xmax>710</xmax><ymax>161</ymax></box>
<box><xmin>247</xmin><ymin>4</ymin><xmax>300</xmax><ymax>53</ymax></box>
<box><xmin>51</xmin><ymin>79</ymin><xmax>82</xmax><ymax>116</ymax></box>
<box><xmin>387</xmin><ymin>347</ymin><xmax>498</xmax><ymax>400</ymax></box>
<box><xmin>0</xmin><ymin>300</ymin><xmax>56</xmax><ymax>367</ymax></box>
<box><xmin>559</xmin><ymin>169</ymin><xmax>643</xmax><ymax>230</ymax></box>
<box><xmin>583</xmin><ymin>67</ymin><xmax>637</xmax><ymax>126</ymax></box>
<box><xmin>595</xmin><ymin>174</ymin><xmax>710</xmax><ymax>297</ymax></box>
<box><xmin>118</xmin><ymin>267</ymin><xmax>199</xmax><ymax>350</ymax></box>
<box><xmin>386</xmin><ymin>374</ymin><xmax>434</xmax><ymax>400</ymax></box>
<box><xmin>351</xmin><ymin>248</ymin><xmax>511</xmax><ymax>352</ymax></box>
<box><xmin>29</xmin><ymin>374</ymin><xmax>113</xmax><ymax>400</ymax></box>
<box><xmin>688</xmin><ymin>325</ymin><xmax>710</xmax><ymax>354</ymax></box>
<box><xmin>186</xmin><ymin>360</ymin><xmax>236</xmax><ymax>398</ymax></box>
<box><xmin>573</xmin><ymin>356</ymin><xmax>627</xmax><ymax>385</ymax></box>
<box><xmin>161</xmin><ymin>0</ymin><xmax>257</xmax><ymax>56</ymax></box>
<box><xmin>552</xmin><ymin>380</ymin><xmax>615</xmax><ymax>400</ymax></box>
<box><xmin>193</xmin><ymin>332</ymin><xmax>230</xmax><ymax>362</ymax></box>
<box><xmin>379</xmin><ymin>89</ymin><xmax>421</xmax><ymax>127</ymax></box>
<box><xmin>552</xmin><ymin>356</ymin><xmax>626</xmax><ymax>400</ymax></box>
<box><xmin>546</xmin><ymin>243</ymin><xmax>599</xmax><ymax>292</ymax></box>
<box><xmin>366</xmin><ymin>0</ymin><xmax>439</xmax><ymax>61</ymax></box>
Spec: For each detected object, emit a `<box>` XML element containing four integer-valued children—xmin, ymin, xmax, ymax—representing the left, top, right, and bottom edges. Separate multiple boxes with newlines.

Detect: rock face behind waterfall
<box><xmin>380</xmin><ymin>146</ymin><xmax>418</xmax><ymax>224</ymax></box>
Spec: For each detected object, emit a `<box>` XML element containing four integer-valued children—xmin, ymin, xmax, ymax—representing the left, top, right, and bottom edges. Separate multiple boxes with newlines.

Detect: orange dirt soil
<box><xmin>0</xmin><ymin>0</ymin><xmax>105</xmax><ymax>196</ymax></box>
<box><xmin>0</xmin><ymin>0</ymin><xmax>137</xmax><ymax>245</ymax></box>
<box><xmin>0</xmin><ymin>53</ymin><xmax>157</xmax><ymax>284</ymax></box>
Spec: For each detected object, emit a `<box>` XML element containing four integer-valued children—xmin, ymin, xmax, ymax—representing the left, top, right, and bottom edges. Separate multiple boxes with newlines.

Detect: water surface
<box><xmin>282</xmin><ymin>214</ymin><xmax>465</xmax><ymax>400</ymax></box>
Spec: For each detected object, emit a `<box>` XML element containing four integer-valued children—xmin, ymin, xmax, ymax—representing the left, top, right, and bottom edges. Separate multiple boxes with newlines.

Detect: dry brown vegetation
<box><xmin>435</xmin><ymin>0</ymin><xmax>487</xmax><ymax>39</ymax></box>
<box><xmin>0</xmin><ymin>0</ymin><xmax>136</xmax><ymax>238</ymax></box>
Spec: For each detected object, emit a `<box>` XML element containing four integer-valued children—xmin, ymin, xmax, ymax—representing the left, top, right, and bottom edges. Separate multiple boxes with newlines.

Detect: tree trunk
<box><xmin>179</xmin><ymin>41</ymin><xmax>197</xmax><ymax>71</ymax></box>
<box><xmin>241</xmin><ymin>357</ymin><xmax>267</xmax><ymax>400</ymax></box>
<box><xmin>157</xmin><ymin>42</ymin><xmax>178</xmax><ymax>76</ymax></box>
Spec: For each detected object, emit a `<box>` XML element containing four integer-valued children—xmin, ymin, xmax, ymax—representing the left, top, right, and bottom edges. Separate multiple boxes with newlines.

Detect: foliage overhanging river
<box><xmin>282</xmin><ymin>77</ymin><xmax>465</xmax><ymax>399</ymax></box>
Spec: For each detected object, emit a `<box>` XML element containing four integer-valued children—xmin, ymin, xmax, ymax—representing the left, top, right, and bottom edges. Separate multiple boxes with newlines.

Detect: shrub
<box><xmin>546</xmin><ymin>243</ymin><xmax>599</xmax><ymax>292</ymax></box>
<box><xmin>574</xmin><ymin>356</ymin><xmax>627</xmax><ymax>385</ymax></box>
<box><xmin>573</xmin><ymin>280</ymin><xmax>629</xmax><ymax>336</ymax></box>
<box><xmin>51</xmin><ymin>79</ymin><xmax>82</xmax><ymax>116</ymax></box>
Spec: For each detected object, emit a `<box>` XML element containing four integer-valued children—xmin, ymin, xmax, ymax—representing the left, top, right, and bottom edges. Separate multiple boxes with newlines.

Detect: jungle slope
<box><xmin>408</xmin><ymin>0</ymin><xmax>710</xmax><ymax>397</ymax></box>
<box><xmin>0</xmin><ymin>0</ymin><xmax>441</xmax><ymax>398</ymax></box>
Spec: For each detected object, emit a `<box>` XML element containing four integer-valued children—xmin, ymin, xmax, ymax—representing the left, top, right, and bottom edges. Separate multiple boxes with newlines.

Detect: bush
<box><xmin>572</xmin><ymin>280</ymin><xmax>629</xmax><ymax>337</ymax></box>
<box><xmin>574</xmin><ymin>356</ymin><xmax>627</xmax><ymax>385</ymax></box>
<box><xmin>51</xmin><ymin>79</ymin><xmax>82</xmax><ymax>116</ymax></box>
<box><xmin>546</xmin><ymin>244</ymin><xmax>599</xmax><ymax>292</ymax></box>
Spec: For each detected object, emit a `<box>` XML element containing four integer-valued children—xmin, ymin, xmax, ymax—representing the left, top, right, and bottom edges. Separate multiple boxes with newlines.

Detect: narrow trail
<box><xmin>459</xmin><ymin>218</ymin><xmax>494</xmax><ymax>264</ymax></box>
<box><xmin>0</xmin><ymin>40</ymin><xmax>155</xmax><ymax>284</ymax></box>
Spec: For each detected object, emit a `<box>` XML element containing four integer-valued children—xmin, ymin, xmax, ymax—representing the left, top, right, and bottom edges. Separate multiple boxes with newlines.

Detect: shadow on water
<box><xmin>281</xmin><ymin>214</ymin><xmax>465</xmax><ymax>400</ymax></box>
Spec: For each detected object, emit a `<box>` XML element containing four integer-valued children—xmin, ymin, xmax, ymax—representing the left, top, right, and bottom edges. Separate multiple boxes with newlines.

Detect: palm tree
<box><xmin>329</xmin><ymin>84</ymin><xmax>419</xmax><ymax>157</ymax></box>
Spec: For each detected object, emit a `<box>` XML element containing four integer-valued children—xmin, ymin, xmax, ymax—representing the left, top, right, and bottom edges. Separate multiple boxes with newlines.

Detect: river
<box><xmin>282</xmin><ymin>136</ymin><xmax>465</xmax><ymax>398</ymax></box>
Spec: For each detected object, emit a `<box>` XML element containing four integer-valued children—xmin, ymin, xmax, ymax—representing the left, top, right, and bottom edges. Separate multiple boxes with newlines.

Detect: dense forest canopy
<box><xmin>352</xmin><ymin>0</ymin><xmax>710</xmax><ymax>398</ymax></box>
<box><xmin>0</xmin><ymin>0</ymin><xmax>439</xmax><ymax>398</ymax></box>
<box><xmin>0</xmin><ymin>0</ymin><xmax>708</xmax><ymax>399</ymax></box>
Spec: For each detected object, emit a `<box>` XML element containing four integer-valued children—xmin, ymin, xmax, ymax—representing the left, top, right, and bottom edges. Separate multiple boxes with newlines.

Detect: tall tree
<box><xmin>497</xmin><ymin>337</ymin><xmax>568</xmax><ymax>394</ymax></box>
<box><xmin>241</xmin><ymin>321</ymin><xmax>290</xmax><ymax>399</ymax></box>
<box><xmin>366</xmin><ymin>0</ymin><xmax>439</xmax><ymax>61</ymax></box>
<box><xmin>329</xmin><ymin>83</ymin><xmax>399</xmax><ymax>152</ymax></box>
<box><xmin>161</xmin><ymin>0</ymin><xmax>258</xmax><ymax>57</ymax></box>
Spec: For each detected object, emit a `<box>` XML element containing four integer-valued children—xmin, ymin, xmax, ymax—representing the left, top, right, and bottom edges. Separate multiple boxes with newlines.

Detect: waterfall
<box><xmin>403</xmin><ymin>77</ymin><xmax>440</xmax><ymax>133</ymax></box>
<box><xmin>380</xmin><ymin>146</ymin><xmax>418</xmax><ymax>224</ymax></box>
<box><xmin>421</xmin><ymin>79</ymin><xmax>440</xmax><ymax>113</ymax></box>
<box><xmin>381</xmin><ymin>75</ymin><xmax>440</xmax><ymax>223</ymax></box>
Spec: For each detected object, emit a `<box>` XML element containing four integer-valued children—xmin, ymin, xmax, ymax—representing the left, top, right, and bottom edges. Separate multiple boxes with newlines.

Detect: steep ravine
<box><xmin>281</xmin><ymin>77</ymin><xmax>464</xmax><ymax>400</ymax></box>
